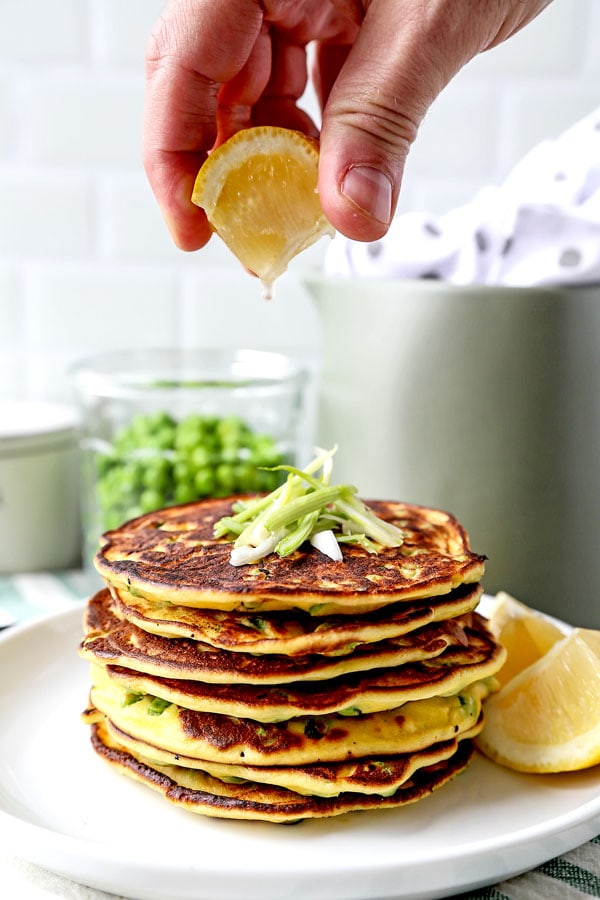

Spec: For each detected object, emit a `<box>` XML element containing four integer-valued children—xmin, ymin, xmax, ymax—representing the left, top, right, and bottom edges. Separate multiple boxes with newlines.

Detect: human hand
<box><xmin>142</xmin><ymin>0</ymin><xmax>552</xmax><ymax>250</ymax></box>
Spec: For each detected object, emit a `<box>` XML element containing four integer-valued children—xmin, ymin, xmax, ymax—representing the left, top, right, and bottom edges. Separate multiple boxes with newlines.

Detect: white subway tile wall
<box><xmin>0</xmin><ymin>0</ymin><xmax>598</xmax><ymax>403</ymax></box>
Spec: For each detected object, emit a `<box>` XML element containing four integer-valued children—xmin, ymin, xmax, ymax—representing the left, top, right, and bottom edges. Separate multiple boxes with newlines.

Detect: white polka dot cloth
<box><xmin>325</xmin><ymin>107</ymin><xmax>600</xmax><ymax>287</ymax></box>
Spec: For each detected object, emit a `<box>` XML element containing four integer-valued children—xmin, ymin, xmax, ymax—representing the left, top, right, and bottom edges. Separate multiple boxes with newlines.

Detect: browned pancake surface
<box><xmin>102</xmin><ymin>716</ymin><xmax>479</xmax><ymax>797</ymax></box>
<box><xmin>86</xmin><ymin>677</ymin><xmax>492</xmax><ymax>766</ymax></box>
<box><xmin>94</xmin><ymin>497</ymin><xmax>486</xmax><ymax>614</ymax></box>
<box><xmin>90</xmin><ymin>720</ymin><xmax>474</xmax><ymax>822</ymax></box>
<box><xmin>111</xmin><ymin>581</ymin><xmax>483</xmax><ymax>655</ymax></box>
<box><xmin>91</xmin><ymin>612</ymin><xmax>503</xmax><ymax>720</ymax></box>
<box><xmin>80</xmin><ymin>589</ymin><xmax>475</xmax><ymax>685</ymax></box>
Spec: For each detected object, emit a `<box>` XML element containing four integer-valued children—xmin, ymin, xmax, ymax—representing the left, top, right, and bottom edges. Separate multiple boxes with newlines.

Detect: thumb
<box><xmin>317</xmin><ymin>0</ymin><xmax>489</xmax><ymax>242</ymax></box>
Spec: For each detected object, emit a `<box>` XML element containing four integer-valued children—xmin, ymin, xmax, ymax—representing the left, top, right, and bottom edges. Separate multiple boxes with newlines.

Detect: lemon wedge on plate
<box><xmin>486</xmin><ymin>591</ymin><xmax>564</xmax><ymax>688</ymax></box>
<box><xmin>191</xmin><ymin>126</ymin><xmax>334</xmax><ymax>296</ymax></box>
<box><xmin>477</xmin><ymin>624</ymin><xmax>600</xmax><ymax>773</ymax></box>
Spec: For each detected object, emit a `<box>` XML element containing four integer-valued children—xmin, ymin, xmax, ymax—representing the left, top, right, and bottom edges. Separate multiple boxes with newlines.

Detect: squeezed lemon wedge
<box><xmin>191</xmin><ymin>126</ymin><xmax>334</xmax><ymax>295</ymax></box>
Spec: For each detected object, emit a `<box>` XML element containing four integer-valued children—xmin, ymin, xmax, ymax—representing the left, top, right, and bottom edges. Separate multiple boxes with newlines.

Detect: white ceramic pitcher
<box><xmin>306</xmin><ymin>274</ymin><xmax>600</xmax><ymax>628</ymax></box>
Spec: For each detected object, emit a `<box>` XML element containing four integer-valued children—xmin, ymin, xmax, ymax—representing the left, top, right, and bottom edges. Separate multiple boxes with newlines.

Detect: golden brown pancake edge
<box><xmin>94</xmin><ymin>497</ymin><xmax>486</xmax><ymax>615</ymax></box>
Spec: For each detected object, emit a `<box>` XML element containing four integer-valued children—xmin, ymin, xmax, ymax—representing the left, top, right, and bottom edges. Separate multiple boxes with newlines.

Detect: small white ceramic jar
<box><xmin>0</xmin><ymin>400</ymin><xmax>81</xmax><ymax>572</ymax></box>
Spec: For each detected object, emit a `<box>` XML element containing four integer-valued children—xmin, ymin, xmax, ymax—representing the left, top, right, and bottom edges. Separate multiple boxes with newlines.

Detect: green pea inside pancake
<box><xmin>89</xmin><ymin>718</ymin><xmax>475</xmax><ymax>822</ymax></box>
<box><xmin>80</xmin><ymin>589</ymin><xmax>483</xmax><ymax>685</ymax></box>
<box><xmin>110</xmin><ymin>581</ymin><xmax>483</xmax><ymax>656</ymax></box>
<box><xmin>94</xmin><ymin>497</ymin><xmax>486</xmax><ymax>616</ymax></box>
<box><xmin>86</xmin><ymin>675</ymin><xmax>494</xmax><ymax>767</ymax></box>
<box><xmin>97</xmin><ymin>714</ymin><xmax>483</xmax><ymax>798</ymax></box>
<box><xmin>87</xmin><ymin>613</ymin><xmax>504</xmax><ymax>721</ymax></box>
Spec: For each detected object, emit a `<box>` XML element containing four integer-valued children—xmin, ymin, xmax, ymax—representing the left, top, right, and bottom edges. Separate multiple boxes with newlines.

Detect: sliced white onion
<box><xmin>229</xmin><ymin>533</ymin><xmax>280</xmax><ymax>566</ymax></box>
<box><xmin>233</xmin><ymin>521</ymin><xmax>270</xmax><ymax>549</ymax></box>
<box><xmin>310</xmin><ymin>529</ymin><xmax>343</xmax><ymax>562</ymax></box>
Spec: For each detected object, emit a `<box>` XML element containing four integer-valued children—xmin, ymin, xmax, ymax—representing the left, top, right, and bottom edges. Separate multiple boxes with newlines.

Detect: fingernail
<box><xmin>341</xmin><ymin>165</ymin><xmax>393</xmax><ymax>226</ymax></box>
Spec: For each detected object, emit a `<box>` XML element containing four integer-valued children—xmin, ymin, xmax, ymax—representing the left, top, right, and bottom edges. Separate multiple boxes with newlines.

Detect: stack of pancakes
<box><xmin>80</xmin><ymin>496</ymin><xmax>505</xmax><ymax>823</ymax></box>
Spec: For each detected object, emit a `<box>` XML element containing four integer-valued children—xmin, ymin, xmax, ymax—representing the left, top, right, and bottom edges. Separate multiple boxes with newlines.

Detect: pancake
<box><xmin>87</xmin><ymin>613</ymin><xmax>504</xmax><ymax>721</ymax></box>
<box><xmin>110</xmin><ymin>581</ymin><xmax>483</xmax><ymax>656</ymax></box>
<box><xmin>100</xmin><ymin>715</ymin><xmax>482</xmax><ymax>797</ymax></box>
<box><xmin>80</xmin><ymin>589</ymin><xmax>476</xmax><ymax>685</ymax></box>
<box><xmin>94</xmin><ymin>497</ymin><xmax>486</xmax><ymax>615</ymax></box>
<box><xmin>86</xmin><ymin>676</ymin><xmax>494</xmax><ymax>767</ymax></box>
<box><xmin>89</xmin><ymin>718</ymin><xmax>475</xmax><ymax>822</ymax></box>
<box><xmin>82</xmin><ymin>486</ymin><xmax>499</xmax><ymax>822</ymax></box>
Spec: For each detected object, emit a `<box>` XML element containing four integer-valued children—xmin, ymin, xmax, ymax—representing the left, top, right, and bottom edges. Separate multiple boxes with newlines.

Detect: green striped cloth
<box><xmin>1</xmin><ymin>572</ymin><xmax>598</xmax><ymax>899</ymax></box>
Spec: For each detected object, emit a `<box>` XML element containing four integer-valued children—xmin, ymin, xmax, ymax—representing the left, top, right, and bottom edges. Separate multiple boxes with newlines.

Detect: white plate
<box><xmin>0</xmin><ymin>602</ymin><xmax>598</xmax><ymax>900</ymax></box>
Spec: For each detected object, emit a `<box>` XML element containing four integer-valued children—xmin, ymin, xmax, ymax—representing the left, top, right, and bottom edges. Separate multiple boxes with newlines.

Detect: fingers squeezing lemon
<box><xmin>477</xmin><ymin>592</ymin><xmax>600</xmax><ymax>774</ymax></box>
<box><xmin>191</xmin><ymin>126</ymin><xmax>334</xmax><ymax>296</ymax></box>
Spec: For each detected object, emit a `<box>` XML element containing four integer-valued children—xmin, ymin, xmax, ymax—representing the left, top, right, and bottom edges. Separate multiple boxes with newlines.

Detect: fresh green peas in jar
<box><xmin>93</xmin><ymin>411</ymin><xmax>287</xmax><ymax>531</ymax></box>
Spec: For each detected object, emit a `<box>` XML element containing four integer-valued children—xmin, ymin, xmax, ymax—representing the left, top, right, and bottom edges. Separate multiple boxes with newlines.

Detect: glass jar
<box><xmin>71</xmin><ymin>348</ymin><xmax>311</xmax><ymax>567</ymax></box>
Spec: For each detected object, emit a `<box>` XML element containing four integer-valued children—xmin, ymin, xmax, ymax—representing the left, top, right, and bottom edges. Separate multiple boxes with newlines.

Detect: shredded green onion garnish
<box><xmin>214</xmin><ymin>446</ymin><xmax>405</xmax><ymax>566</ymax></box>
